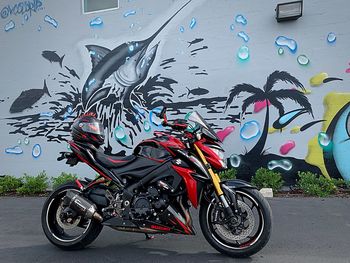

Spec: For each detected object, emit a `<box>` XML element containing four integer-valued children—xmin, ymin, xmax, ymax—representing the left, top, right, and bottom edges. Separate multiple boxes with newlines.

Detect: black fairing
<box><xmin>134</xmin><ymin>142</ymin><xmax>171</xmax><ymax>161</ymax></box>
<box><xmin>111</xmin><ymin>156</ymin><xmax>162</xmax><ymax>179</ymax></box>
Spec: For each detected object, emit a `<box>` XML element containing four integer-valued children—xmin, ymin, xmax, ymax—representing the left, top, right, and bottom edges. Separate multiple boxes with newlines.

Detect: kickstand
<box><xmin>145</xmin><ymin>233</ymin><xmax>155</xmax><ymax>240</ymax></box>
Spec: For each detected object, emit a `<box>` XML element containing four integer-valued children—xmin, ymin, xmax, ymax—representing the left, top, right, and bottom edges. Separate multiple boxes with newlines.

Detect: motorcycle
<box><xmin>41</xmin><ymin>107</ymin><xmax>272</xmax><ymax>258</ymax></box>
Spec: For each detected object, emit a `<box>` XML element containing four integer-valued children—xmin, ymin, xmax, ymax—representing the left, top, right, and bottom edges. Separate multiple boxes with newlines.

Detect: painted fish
<box><xmin>42</xmin><ymin>51</ymin><xmax>65</xmax><ymax>67</ymax></box>
<box><xmin>81</xmin><ymin>0</ymin><xmax>192</xmax><ymax>111</ymax></box>
<box><xmin>65</xmin><ymin>66</ymin><xmax>80</xmax><ymax>79</ymax></box>
<box><xmin>10</xmin><ymin>80</ymin><xmax>51</xmax><ymax>113</ymax></box>
<box><xmin>187</xmin><ymin>38</ymin><xmax>204</xmax><ymax>47</ymax></box>
<box><xmin>186</xmin><ymin>87</ymin><xmax>209</xmax><ymax>98</ymax></box>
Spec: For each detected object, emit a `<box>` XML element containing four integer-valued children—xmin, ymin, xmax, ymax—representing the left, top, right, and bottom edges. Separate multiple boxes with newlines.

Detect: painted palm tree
<box><xmin>225</xmin><ymin>70</ymin><xmax>313</xmax><ymax>157</ymax></box>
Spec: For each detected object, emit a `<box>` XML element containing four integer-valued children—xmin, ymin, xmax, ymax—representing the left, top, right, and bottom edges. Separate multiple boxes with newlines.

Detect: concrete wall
<box><xmin>0</xmin><ymin>0</ymin><xmax>349</xmax><ymax>184</ymax></box>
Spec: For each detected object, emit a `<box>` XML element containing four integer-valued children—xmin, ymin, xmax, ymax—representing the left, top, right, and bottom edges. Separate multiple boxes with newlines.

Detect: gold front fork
<box><xmin>194</xmin><ymin>144</ymin><xmax>223</xmax><ymax>196</ymax></box>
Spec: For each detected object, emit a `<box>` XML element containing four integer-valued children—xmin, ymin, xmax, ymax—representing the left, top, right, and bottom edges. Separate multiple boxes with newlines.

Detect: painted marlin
<box><xmin>82</xmin><ymin>0</ymin><xmax>192</xmax><ymax>111</ymax></box>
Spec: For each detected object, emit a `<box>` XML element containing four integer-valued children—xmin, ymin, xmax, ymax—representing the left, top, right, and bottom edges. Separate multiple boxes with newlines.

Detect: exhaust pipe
<box><xmin>63</xmin><ymin>190</ymin><xmax>103</xmax><ymax>222</ymax></box>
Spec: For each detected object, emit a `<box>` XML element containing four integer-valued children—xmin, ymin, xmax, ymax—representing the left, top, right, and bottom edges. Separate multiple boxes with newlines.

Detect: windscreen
<box><xmin>187</xmin><ymin>111</ymin><xmax>220</xmax><ymax>141</ymax></box>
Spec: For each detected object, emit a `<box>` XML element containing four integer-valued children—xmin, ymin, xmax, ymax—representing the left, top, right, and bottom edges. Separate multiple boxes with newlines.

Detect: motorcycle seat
<box><xmin>94</xmin><ymin>148</ymin><xmax>136</xmax><ymax>169</ymax></box>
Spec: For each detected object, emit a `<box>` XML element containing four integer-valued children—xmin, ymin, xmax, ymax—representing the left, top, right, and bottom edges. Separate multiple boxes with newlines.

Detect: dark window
<box><xmin>83</xmin><ymin>0</ymin><xmax>119</xmax><ymax>14</ymax></box>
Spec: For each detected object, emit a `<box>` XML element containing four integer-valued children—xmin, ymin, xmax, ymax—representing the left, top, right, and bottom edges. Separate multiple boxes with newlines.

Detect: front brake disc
<box><xmin>214</xmin><ymin>200</ymin><xmax>255</xmax><ymax>241</ymax></box>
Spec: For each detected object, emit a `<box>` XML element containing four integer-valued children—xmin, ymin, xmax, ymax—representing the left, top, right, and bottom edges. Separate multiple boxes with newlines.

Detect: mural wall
<box><xmin>0</xmin><ymin>0</ymin><xmax>349</xmax><ymax>185</ymax></box>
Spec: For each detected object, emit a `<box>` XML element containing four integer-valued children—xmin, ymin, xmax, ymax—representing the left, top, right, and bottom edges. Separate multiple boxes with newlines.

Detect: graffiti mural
<box><xmin>306</xmin><ymin>93</ymin><xmax>350</xmax><ymax>182</ymax></box>
<box><xmin>1</xmin><ymin>0</ymin><xmax>349</xmax><ymax>184</ymax></box>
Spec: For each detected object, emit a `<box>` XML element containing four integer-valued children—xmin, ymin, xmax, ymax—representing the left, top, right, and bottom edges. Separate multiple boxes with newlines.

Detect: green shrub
<box><xmin>52</xmin><ymin>172</ymin><xmax>78</xmax><ymax>189</ymax></box>
<box><xmin>0</xmin><ymin>176</ymin><xmax>22</xmax><ymax>194</ymax></box>
<box><xmin>251</xmin><ymin>168</ymin><xmax>284</xmax><ymax>192</ymax></box>
<box><xmin>297</xmin><ymin>171</ymin><xmax>336</xmax><ymax>197</ymax></box>
<box><xmin>331</xmin><ymin>178</ymin><xmax>349</xmax><ymax>189</ymax></box>
<box><xmin>17</xmin><ymin>171</ymin><xmax>49</xmax><ymax>195</ymax></box>
<box><xmin>218</xmin><ymin>168</ymin><xmax>237</xmax><ymax>180</ymax></box>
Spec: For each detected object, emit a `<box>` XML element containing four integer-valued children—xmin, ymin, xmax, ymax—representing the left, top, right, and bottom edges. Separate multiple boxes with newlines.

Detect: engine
<box><xmin>131</xmin><ymin>184</ymin><xmax>170</xmax><ymax>219</ymax></box>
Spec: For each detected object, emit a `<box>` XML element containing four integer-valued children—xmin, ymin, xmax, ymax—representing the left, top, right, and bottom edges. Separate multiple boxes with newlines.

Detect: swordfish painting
<box><xmin>82</xmin><ymin>0</ymin><xmax>192</xmax><ymax>112</ymax></box>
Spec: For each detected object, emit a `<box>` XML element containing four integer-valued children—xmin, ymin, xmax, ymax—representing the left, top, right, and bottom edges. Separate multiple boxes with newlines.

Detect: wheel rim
<box><xmin>45</xmin><ymin>189</ymin><xmax>92</xmax><ymax>243</ymax></box>
<box><xmin>206</xmin><ymin>190</ymin><xmax>264</xmax><ymax>250</ymax></box>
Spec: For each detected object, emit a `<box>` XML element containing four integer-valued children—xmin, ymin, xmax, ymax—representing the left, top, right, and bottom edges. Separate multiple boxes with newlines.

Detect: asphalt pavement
<box><xmin>0</xmin><ymin>196</ymin><xmax>349</xmax><ymax>263</ymax></box>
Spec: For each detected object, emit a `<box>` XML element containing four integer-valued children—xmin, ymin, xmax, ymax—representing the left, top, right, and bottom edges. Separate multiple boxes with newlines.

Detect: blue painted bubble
<box><xmin>17</xmin><ymin>139</ymin><xmax>21</xmax><ymax>145</ymax></box>
<box><xmin>4</xmin><ymin>20</ymin><xmax>15</xmax><ymax>32</ymax></box>
<box><xmin>318</xmin><ymin>132</ymin><xmax>332</xmax><ymax>151</ymax></box>
<box><xmin>235</xmin><ymin>14</ymin><xmax>247</xmax><ymax>25</ymax></box>
<box><xmin>37</xmin><ymin>25</ymin><xmax>41</xmax><ymax>31</ymax></box>
<box><xmin>237</xmin><ymin>31</ymin><xmax>249</xmax><ymax>42</ymax></box>
<box><xmin>114</xmin><ymin>126</ymin><xmax>126</xmax><ymax>140</ymax></box>
<box><xmin>230</xmin><ymin>24</ymin><xmax>235</xmax><ymax>31</ymax></box>
<box><xmin>5</xmin><ymin>146</ymin><xmax>23</xmax><ymax>155</ymax></box>
<box><xmin>24</xmin><ymin>137</ymin><xmax>30</xmax><ymax>145</ymax></box>
<box><xmin>40</xmin><ymin>112</ymin><xmax>54</xmax><ymax>117</ymax></box>
<box><xmin>229</xmin><ymin>154</ymin><xmax>241</xmax><ymax>167</ymax></box>
<box><xmin>44</xmin><ymin>15</ymin><xmax>58</xmax><ymax>28</ymax></box>
<box><xmin>124</xmin><ymin>10</ymin><xmax>136</xmax><ymax>17</ymax></box>
<box><xmin>327</xmin><ymin>32</ymin><xmax>336</xmax><ymax>44</ymax></box>
<box><xmin>267</xmin><ymin>159</ymin><xmax>292</xmax><ymax>171</ymax></box>
<box><xmin>189</xmin><ymin>18</ymin><xmax>197</xmax><ymax>29</ymax></box>
<box><xmin>24</xmin><ymin>14</ymin><xmax>29</xmax><ymax>21</ymax></box>
<box><xmin>32</xmin><ymin>144</ymin><xmax>41</xmax><ymax>158</ymax></box>
<box><xmin>130</xmin><ymin>23</ymin><xmax>135</xmax><ymax>29</ymax></box>
<box><xmin>88</xmin><ymin>78</ymin><xmax>96</xmax><ymax>87</ymax></box>
<box><xmin>179</xmin><ymin>26</ymin><xmax>184</xmax><ymax>33</ymax></box>
<box><xmin>90</xmin><ymin>17</ymin><xmax>103</xmax><ymax>28</ymax></box>
<box><xmin>128</xmin><ymin>44</ymin><xmax>134</xmax><ymax>52</ymax></box>
<box><xmin>144</xmin><ymin>121</ymin><xmax>151</xmax><ymax>132</ymax></box>
<box><xmin>67</xmin><ymin>106</ymin><xmax>73</xmax><ymax>114</ymax></box>
<box><xmin>297</xmin><ymin>55</ymin><xmax>309</xmax><ymax>66</ymax></box>
<box><xmin>237</xmin><ymin>45</ymin><xmax>249</xmax><ymax>61</ymax></box>
<box><xmin>149</xmin><ymin>107</ymin><xmax>163</xmax><ymax>127</ymax></box>
<box><xmin>240</xmin><ymin>121</ymin><xmax>260</xmax><ymax>140</ymax></box>
<box><xmin>89</xmin><ymin>50</ymin><xmax>96</xmax><ymax>56</ymax></box>
<box><xmin>275</xmin><ymin>36</ymin><xmax>297</xmax><ymax>53</ymax></box>
<box><xmin>278</xmin><ymin>47</ymin><xmax>284</xmax><ymax>55</ymax></box>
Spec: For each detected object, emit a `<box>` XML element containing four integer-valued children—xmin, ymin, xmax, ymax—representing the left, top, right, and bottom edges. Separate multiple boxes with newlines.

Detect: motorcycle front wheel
<box><xmin>199</xmin><ymin>188</ymin><xmax>272</xmax><ymax>258</ymax></box>
<box><xmin>41</xmin><ymin>182</ymin><xmax>103</xmax><ymax>250</ymax></box>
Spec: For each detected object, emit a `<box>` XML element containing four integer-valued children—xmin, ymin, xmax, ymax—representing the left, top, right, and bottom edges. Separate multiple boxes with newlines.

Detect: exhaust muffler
<box><xmin>63</xmin><ymin>190</ymin><xmax>103</xmax><ymax>222</ymax></box>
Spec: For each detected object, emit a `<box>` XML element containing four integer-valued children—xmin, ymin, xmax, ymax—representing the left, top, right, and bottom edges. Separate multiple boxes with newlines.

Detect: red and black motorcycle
<box><xmin>41</xmin><ymin>108</ymin><xmax>272</xmax><ymax>258</ymax></box>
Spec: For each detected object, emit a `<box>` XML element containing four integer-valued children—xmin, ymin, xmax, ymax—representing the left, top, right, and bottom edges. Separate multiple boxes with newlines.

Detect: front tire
<box><xmin>199</xmin><ymin>188</ymin><xmax>272</xmax><ymax>258</ymax></box>
<box><xmin>41</xmin><ymin>182</ymin><xmax>103</xmax><ymax>250</ymax></box>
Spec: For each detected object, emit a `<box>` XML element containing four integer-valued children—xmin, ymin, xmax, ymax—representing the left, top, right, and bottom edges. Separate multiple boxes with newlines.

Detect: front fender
<box><xmin>221</xmin><ymin>179</ymin><xmax>256</xmax><ymax>190</ymax></box>
<box><xmin>220</xmin><ymin>179</ymin><xmax>256</xmax><ymax>212</ymax></box>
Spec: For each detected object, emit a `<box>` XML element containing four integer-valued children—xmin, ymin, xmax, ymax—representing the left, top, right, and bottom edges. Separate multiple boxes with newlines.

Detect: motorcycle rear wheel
<box><xmin>41</xmin><ymin>182</ymin><xmax>103</xmax><ymax>250</ymax></box>
<box><xmin>199</xmin><ymin>188</ymin><xmax>272</xmax><ymax>258</ymax></box>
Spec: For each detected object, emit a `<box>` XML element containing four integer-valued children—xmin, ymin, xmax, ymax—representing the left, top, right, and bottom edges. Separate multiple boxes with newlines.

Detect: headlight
<box><xmin>210</xmin><ymin>147</ymin><xmax>225</xmax><ymax>160</ymax></box>
<box><xmin>208</xmin><ymin>146</ymin><xmax>227</xmax><ymax>169</ymax></box>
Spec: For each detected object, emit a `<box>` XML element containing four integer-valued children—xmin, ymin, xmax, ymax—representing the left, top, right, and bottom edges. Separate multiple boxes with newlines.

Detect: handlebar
<box><xmin>156</xmin><ymin>107</ymin><xmax>188</xmax><ymax>131</ymax></box>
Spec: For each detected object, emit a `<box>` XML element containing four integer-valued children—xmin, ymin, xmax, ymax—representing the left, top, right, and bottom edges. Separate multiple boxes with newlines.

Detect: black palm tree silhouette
<box><xmin>225</xmin><ymin>71</ymin><xmax>313</xmax><ymax>157</ymax></box>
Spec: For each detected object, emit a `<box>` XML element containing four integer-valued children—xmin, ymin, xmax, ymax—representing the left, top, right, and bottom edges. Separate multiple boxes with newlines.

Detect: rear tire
<box><xmin>199</xmin><ymin>188</ymin><xmax>272</xmax><ymax>258</ymax></box>
<box><xmin>41</xmin><ymin>182</ymin><xmax>103</xmax><ymax>250</ymax></box>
